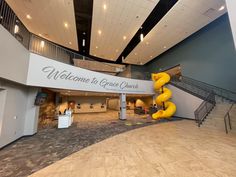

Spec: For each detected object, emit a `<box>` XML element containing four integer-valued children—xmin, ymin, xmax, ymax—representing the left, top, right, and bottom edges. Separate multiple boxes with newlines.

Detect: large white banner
<box><xmin>27</xmin><ymin>53</ymin><xmax>154</xmax><ymax>94</ymax></box>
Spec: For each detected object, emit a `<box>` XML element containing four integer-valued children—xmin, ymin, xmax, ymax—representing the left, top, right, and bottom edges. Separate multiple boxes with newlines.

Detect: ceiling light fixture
<box><xmin>82</xmin><ymin>39</ymin><xmax>85</xmax><ymax>46</ymax></box>
<box><xmin>140</xmin><ymin>33</ymin><xmax>144</xmax><ymax>42</ymax></box>
<box><xmin>14</xmin><ymin>25</ymin><xmax>19</xmax><ymax>34</ymax></box>
<box><xmin>103</xmin><ymin>4</ymin><xmax>107</xmax><ymax>10</ymax></box>
<box><xmin>26</xmin><ymin>14</ymin><xmax>32</xmax><ymax>19</ymax></box>
<box><xmin>64</xmin><ymin>22</ymin><xmax>68</xmax><ymax>28</ymax></box>
<box><xmin>218</xmin><ymin>5</ymin><xmax>225</xmax><ymax>11</ymax></box>
<box><xmin>95</xmin><ymin>46</ymin><xmax>98</xmax><ymax>49</ymax></box>
<box><xmin>115</xmin><ymin>49</ymin><xmax>119</xmax><ymax>52</ymax></box>
<box><xmin>164</xmin><ymin>46</ymin><xmax>167</xmax><ymax>49</ymax></box>
<box><xmin>40</xmin><ymin>41</ymin><xmax>45</xmax><ymax>48</ymax></box>
<box><xmin>39</xmin><ymin>33</ymin><xmax>42</xmax><ymax>37</ymax></box>
<box><xmin>98</xmin><ymin>30</ymin><xmax>102</xmax><ymax>35</ymax></box>
<box><xmin>69</xmin><ymin>42</ymin><xmax>72</xmax><ymax>45</ymax></box>
<box><xmin>123</xmin><ymin>36</ymin><xmax>127</xmax><ymax>40</ymax></box>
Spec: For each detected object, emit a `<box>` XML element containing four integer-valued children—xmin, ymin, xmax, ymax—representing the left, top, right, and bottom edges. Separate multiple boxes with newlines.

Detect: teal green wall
<box><xmin>146</xmin><ymin>14</ymin><xmax>236</xmax><ymax>92</ymax></box>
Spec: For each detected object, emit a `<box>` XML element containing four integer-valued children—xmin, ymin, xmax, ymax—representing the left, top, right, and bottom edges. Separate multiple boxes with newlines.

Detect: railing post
<box><xmin>224</xmin><ymin>116</ymin><xmax>228</xmax><ymax>134</ymax></box>
<box><xmin>228</xmin><ymin>113</ymin><xmax>232</xmax><ymax>130</ymax></box>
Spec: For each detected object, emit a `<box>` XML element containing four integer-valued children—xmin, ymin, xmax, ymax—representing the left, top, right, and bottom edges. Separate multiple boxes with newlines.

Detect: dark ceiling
<box><xmin>73</xmin><ymin>0</ymin><xmax>178</xmax><ymax>64</ymax></box>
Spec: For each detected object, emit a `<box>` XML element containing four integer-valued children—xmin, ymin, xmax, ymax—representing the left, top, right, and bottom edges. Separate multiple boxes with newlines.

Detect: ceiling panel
<box><xmin>124</xmin><ymin>0</ymin><xmax>227</xmax><ymax>65</ymax></box>
<box><xmin>90</xmin><ymin>0</ymin><xmax>160</xmax><ymax>61</ymax></box>
<box><xmin>5</xmin><ymin>0</ymin><xmax>78</xmax><ymax>50</ymax></box>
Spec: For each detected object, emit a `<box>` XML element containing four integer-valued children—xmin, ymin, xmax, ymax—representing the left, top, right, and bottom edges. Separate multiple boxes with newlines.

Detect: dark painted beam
<box><xmin>73</xmin><ymin>0</ymin><xmax>93</xmax><ymax>56</ymax></box>
<box><xmin>116</xmin><ymin>0</ymin><xmax>178</xmax><ymax>63</ymax></box>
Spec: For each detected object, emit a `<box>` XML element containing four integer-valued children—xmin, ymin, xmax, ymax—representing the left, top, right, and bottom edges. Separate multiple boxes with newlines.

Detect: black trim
<box><xmin>160</xmin><ymin>64</ymin><xmax>181</xmax><ymax>72</ymax></box>
<box><xmin>73</xmin><ymin>0</ymin><xmax>93</xmax><ymax>56</ymax></box>
<box><xmin>117</xmin><ymin>0</ymin><xmax>178</xmax><ymax>63</ymax></box>
<box><xmin>173</xmin><ymin>116</ymin><xmax>195</xmax><ymax>120</ymax></box>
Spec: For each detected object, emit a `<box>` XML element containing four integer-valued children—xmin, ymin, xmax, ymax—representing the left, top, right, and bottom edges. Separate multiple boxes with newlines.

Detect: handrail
<box><xmin>180</xmin><ymin>76</ymin><xmax>236</xmax><ymax>95</ymax></box>
<box><xmin>170</xmin><ymin>77</ymin><xmax>211</xmax><ymax>101</ymax></box>
<box><xmin>172</xmin><ymin>75</ymin><xmax>236</xmax><ymax>102</ymax></box>
<box><xmin>224</xmin><ymin>103</ymin><xmax>234</xmax><ymax>134</ymax></box>
<box><xmin>194</xmin><ymin>91</ymin><xmax>216</xmax><ymax>127</ymax></box>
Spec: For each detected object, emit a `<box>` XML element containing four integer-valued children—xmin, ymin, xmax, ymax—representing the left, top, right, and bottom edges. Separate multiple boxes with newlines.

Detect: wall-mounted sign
<box><xmin>27</xmin><ymin>53</ymin><xmax>154</xmax><ymax>94</ymax></box>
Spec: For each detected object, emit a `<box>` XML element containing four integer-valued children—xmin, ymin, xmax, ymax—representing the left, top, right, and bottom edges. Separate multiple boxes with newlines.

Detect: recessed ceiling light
<box><xmin>69</xmin><ymin>42</ymin><xmax>72</xmax><ymax>45</ymax></box>
<box><xmin>103</xmin><ymin>4</ymin><xmax>107</xmax><ymax>10</ymax></box>
<box><xmin>218</xmin><ymin>5</ymin><xmax>225</xmax><ymax>11</ymax></box>
<box><xmin>123</xmin><ymin>36</ymin><xmax>127</xmax><ymax>40</ymax></box>
<box><xmin>82</xmin><ymin>39</ymin><xmax>85</xmax><ymax>46</ymax></box>
<box><xmin>26</xmin><ymin>14</ymin><xmax>32</xmax><ymax>19</ymax></box>
<box><xmin>150</xmin><ymin>56</ymin><xmax>153</xmax><ymax>58</ymax></box>
<box><xmin>64</xmin><ymin>22</ymin><xmax>68</xmax><ymax>28</ymax></box>
<box><xmin>134</xmin><ymin>53</ymin><xmax>137</xmax><ymax>55</ymax></box>
<box><xmin>94</xmin><ymin>54</ymin><xmax>97</xmax><ymax>56</ymax></box>
<box><xmin>98</xmin><ymin>30</ymin><xmax>102</xmax><ymax>35</ymax></box>
<box><xmin>40</xmin><ymin>41</ymin><xmax>45</xmax><ymax>48</ymax></box>
<box><xmin>140</xmin><ymin>33</ymin><xmax>144</xmax><ymax>42</ymax></box>
<box><xmin>164</xmin><ymin>46</ymin><xmax>167</xmax><ymax>49</ymax></box>
<box><xmin>39</xmin><ymin>33</ymin><xmax>42</xmax><ymax>37</ymax></box>
<box><xmin>14</xmin><ymin>25</ymin><xmax>19</xmax><ymax>34</ymax></box>
<box><xmin>95</xmin><ymin>46</ymin><xmax>98</xmax><ymax>49</ymax></box>
<box><xmin>115</xmin><ymin>49</ymin><xmax>119</xmax><ymax>52</ymax></box>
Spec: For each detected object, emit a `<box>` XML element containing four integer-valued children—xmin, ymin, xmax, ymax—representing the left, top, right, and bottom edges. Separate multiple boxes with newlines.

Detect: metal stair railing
<box><xmin>224</xmin><ymin>103</ymin><xmax>234</xmax><ymax>134</ymax></box>
<box><xmin>174</xmin><ymin>76</ymin><xmax>236</xmax><ymax>102</ymax></box>
<box><xmin>194</xmin><ymin>91</ymin><xmax>216</xmax><ymax>127</ymax></box>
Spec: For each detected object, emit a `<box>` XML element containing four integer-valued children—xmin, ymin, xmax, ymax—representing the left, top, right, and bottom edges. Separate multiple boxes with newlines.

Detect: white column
<box><xmin>119</xmin><ymin>93</ymin><xmax>126</xmax><ymax>120</ymax></box>
<box><xmin>226</xmin><ymin>0</ymin><xmax>236</xmax><ymax>49</ymax></box>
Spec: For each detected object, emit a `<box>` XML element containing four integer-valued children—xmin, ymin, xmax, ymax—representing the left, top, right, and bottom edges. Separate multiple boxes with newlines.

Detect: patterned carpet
<box><xmin>0</xmin><ymin>111</ymin><xmax>181</xmax><ymax>177</ymax></box>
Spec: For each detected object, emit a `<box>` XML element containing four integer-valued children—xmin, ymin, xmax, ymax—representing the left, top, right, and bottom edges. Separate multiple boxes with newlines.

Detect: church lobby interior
<box><xmin>1</xmin><ymin>0</ymin><xmax>236</xmax><ymax>176</ymax></box>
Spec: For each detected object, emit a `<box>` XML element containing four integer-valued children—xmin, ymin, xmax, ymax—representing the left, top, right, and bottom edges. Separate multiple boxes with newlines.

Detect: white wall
<box><xmin>0</xmin><ymin>79</ymin><xmax>39</xmax><ymax>148</ymax></box>
<box><xmin>0</xmin><ymin>89</ymin><xmax>7</xmax><ymax>136</ymax></box>
<box><xmin>167</xmin><ymin>84</ymin><xmax>204</xmax><ymax>119</ymax></box>
<box><xmin>59</xmin><ymin>96</ymin><xmax>107</xmax><ymax>113</ymax></box>
<box><xmin>27</xmin><ymin>53</ymin><xmax>154</xmax><ymax>94</ymax></box>
<box><xmin>0</xmin><ymin>25</ymin><xmax>30</xmax><ymax>84</ymax></box>
<box><xmin>107</xmin><ymin>98</ymin><xmax>120</xmax><ymax>111</ymax></box>
<box><xmin>226</xmin><ymin>0</ymin><xmax>236</xmax><ymax>49</ymax></box>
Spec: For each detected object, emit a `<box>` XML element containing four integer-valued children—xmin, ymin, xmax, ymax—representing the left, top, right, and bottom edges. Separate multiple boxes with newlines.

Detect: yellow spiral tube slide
<box><xmin>152</xmin><ymin>72</ymin><xmax>176</xmax><ymax>119</ymax></box>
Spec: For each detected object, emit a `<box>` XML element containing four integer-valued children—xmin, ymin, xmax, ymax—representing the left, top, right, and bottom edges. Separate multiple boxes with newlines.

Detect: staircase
<box><xmin>170</xmin><ymin>76</ymin><xmax>236</xmax><ymax>133</ymax></box>
<box><xmin>202</xmin><ymin>97</ymin><xmax>236</xmax><ymax>133</ymax></box>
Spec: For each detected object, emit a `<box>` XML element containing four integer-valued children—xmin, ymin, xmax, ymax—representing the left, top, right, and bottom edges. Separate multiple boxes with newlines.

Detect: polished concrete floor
<box><xmin>29</xmin><ymin>120</ymin><xmax>236</xmax><ymax>177</ymax></box>
<box><xmin>0</xmin><ymin>110</ymin><xmax>171</xmax><ymax>177</ymax></box>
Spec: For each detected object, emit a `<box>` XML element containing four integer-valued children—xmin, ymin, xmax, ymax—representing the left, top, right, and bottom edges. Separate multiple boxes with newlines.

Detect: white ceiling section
<box><xmin>90</xmin><ymin>0</ymin><xmax>160</xmax><ymax>61</ymax></box>
<box><xmin>5</xmin><ymin>0</ymin><xmax>78</xmax><ymax>51</ymax></box>
<box><xmin>124</xmin><ymin>0</ymin><xmax>227</xmax><ymax>65</ymax></box>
